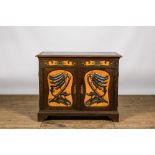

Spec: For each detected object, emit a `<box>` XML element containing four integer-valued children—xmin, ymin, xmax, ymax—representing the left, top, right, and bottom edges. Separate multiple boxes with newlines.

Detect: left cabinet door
<box><xmin>42</xmin><ymin>66</ymin><xmax>77</xmax><ymax>110</ymax></box>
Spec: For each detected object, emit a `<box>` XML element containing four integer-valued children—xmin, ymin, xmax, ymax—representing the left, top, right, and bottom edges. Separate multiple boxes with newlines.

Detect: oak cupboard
<box><xmin>36</xmin><ymin>52</ymin><xmax>122</xmax><ymax>122</ymax></box>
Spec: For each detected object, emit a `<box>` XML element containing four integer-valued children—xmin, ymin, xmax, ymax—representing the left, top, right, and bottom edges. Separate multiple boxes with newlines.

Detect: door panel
<box><xmin>84</xmin><ymin>70</ymin><xmax>110</xmax><ymax>107</ymax></box>
<box><xmin>47</xmin><ymin>70</ymin><xmax>73</xmax><ymax>107</ymax></box>
<box><xmin>44</xmin><ymin>67</ymin><xmax>77</xmax><ymax>110</ymax></box>
<box><xmin>79</xmin><ymin>67</ymin><xmax>115</xmax><ymax>111</ymax></box>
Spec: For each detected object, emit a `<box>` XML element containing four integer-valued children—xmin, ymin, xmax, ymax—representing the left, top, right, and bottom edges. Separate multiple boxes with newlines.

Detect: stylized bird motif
<box><xmin>48</xmin><ymin>72</ymin><xmax>71</xmax><ymax>106</ymax></box>
<box><xmin>85</xmin><ymin>72</ymin><xmax>109</xmax><ymax>105</ymax></box>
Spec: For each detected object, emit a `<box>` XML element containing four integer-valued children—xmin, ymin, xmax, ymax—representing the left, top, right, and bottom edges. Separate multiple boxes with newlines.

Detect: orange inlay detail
<box><xmin>48</xmin><ymin>60</ymin><xmax>74</xmax><ymax>66</ymax></box>
<box><xmin>48</xmin><ymin>70</ymin><xmax>73</xmax><ymax>107</ymax></box>
<box><xmin>84</xmin><ymin>60</ymin><xmax>110</xmax><ymax>66</ymax></box>
<box><xmin>84</xmin><ymin>70</ymin><xmax>110</xmax><ymax>107</ymax></box>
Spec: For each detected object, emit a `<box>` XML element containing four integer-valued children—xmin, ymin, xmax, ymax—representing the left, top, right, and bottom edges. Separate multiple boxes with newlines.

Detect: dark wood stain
<box><xmin>36</xmin><ymin>52</ymin><xmax>122</xmax><ymax>122</ymax></box>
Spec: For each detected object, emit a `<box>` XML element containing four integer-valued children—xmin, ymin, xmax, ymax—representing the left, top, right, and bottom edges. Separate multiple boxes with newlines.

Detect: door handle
<box><xmin>73</xmin><ymin>84</ymin><xmax>76</xmax><ymax>94</ymax></box>
<box><xmin>81</xmin><ymin>85</ymin><xmax>84</xmax><ymax>94</ymax></box>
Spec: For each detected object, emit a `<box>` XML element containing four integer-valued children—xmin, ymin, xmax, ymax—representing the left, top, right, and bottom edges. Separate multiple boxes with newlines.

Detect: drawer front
<box><xmin>79</xmin><ymin>58</ymin><xmax>118</xmax><ymax>69</ymax></box>
<box><xmin>39</xmin><ymin>57</ymin><xmax>118</xmax><ymax>68</ymax></box>
<box><xmin>39</xmin><ymin>58</ymin><xmax>77</xmax><ymax>68</ymax></box>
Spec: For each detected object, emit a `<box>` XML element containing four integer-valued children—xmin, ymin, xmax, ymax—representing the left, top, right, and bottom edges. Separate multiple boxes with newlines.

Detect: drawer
<box><xmin>79</xmin><ymin>58</ymin><xmax>118</xmax><ymax>69</ymax></box>
<box><xmin>39</xmin><ymin>58</ymin><xmax>77</xmax><ymax>68</ymax></box>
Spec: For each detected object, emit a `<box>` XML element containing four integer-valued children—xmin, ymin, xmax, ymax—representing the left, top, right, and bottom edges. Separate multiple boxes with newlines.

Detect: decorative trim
<box><xmin>83</xmin><ymin>60</ymin><xmax>110</xmax><ymax>66</ymax></box>
<box><xmin>48</xmin><ymin>70</ymin><xmax>73</xmax><ymax>107</ymax></box>
<box><xmin>46</xmin><ymin>60</ymin><xmax>74</xmax><ymax>66</ymax></box>
<box><xmin>84</xmin><ymin>70</ymin><xmax>110</xmax><ymax>107</ymax></box>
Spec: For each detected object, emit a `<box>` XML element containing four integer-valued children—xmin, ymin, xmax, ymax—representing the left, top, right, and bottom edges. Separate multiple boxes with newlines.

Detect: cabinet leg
<box><xmin>108</xmin><ymin>114</ymin><xmax>119</xmax><ymax>122</ymax></box>
<box><xmin>38</xmin><ymin>112</ymin><xmax>48</xmax><ymax>122</ymax></box>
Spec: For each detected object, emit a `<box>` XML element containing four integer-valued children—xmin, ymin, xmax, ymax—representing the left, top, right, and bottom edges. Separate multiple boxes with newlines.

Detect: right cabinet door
<box><xmin>78</xmin><ymin>59</ymin><xmax>116</xmax><ymax>111</ymax></box>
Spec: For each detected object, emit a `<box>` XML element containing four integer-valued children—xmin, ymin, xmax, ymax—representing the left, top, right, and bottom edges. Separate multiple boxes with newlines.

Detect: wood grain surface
<box><xmin>0</xmin><ymin>95</ymin><xmax>154</xmax><ymax>129</ymax></box>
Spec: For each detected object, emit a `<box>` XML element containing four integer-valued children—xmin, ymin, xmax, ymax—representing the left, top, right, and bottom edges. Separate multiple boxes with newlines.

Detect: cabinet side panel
<box><xmin>113</xmin><ymin>59</ymin><xmax>119</xmax><ymax>110</ymax></box>
<box><xmin>39</xmin><ymin>60</ymin><xmax>44</xmax><ymax>110</ymax></box>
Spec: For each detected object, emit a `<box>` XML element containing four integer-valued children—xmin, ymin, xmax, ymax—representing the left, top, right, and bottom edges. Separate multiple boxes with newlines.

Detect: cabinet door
<box><xmin>43</xmin><ymin>66</ymin><xmax>77</xmax><ymax>110</ymax></box>
<box><xmin>78</xmin><ymin>59</ymin><xmax>116</xmax><ymax>111</ymax></box>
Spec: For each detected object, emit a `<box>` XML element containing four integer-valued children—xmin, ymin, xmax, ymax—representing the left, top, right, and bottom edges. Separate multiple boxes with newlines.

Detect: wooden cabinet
<box><xmin>36</xmin><ymin>52</ymin><xmax>122</xmax><ymax>122</ymax></box>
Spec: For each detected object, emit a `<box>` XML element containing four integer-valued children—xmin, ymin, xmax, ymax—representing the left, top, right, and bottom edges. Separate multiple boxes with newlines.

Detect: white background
<box><xmin>0</xmin><ymin>0</ymin><xmax>155</xmax><ymax>155</ymax></box>
<box><xmin>0</xmin><ymin>26</ymin><xmax>155</xmax><ymax>94</ymax></box>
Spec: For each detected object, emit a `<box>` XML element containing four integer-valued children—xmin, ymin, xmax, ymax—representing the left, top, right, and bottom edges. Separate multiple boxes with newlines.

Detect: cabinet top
<box><xmin>36</xmin><ymin>52</ymin><xmax>122</xmax><ymax>58</ymax></box>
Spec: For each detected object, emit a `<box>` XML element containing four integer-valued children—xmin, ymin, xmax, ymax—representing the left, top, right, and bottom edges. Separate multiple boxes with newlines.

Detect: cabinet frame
<box><xmin>37</xmin><ymin>52</ymin><xmax>121</xmax><ymax>122</ymax></box>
